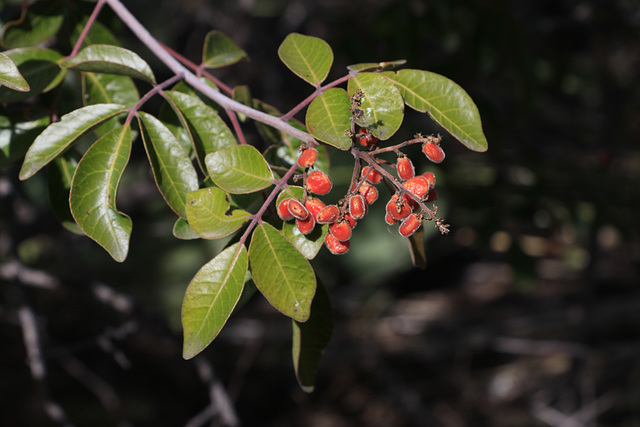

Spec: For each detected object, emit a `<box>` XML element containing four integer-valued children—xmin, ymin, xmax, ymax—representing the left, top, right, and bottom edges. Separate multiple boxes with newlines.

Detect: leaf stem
<box><xmin>70</xmin><ymin>0</ymin><xmax>106</xmax><ymax>58</ymax></box>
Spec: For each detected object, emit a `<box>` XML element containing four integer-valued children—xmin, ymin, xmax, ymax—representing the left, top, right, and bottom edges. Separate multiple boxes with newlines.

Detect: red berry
<box><xmin>277</xmin><ymin>198</ymin><xmax>294</xmax><ymax>221</ymax></box>
<box><xmin>396</xmin><ymin>156</ymin><xmax>415</xmax><ymax>181</ymax></box>
<box><xmin>399</xmin><ymin>213</ymin><xmax>423</xmax><ymax>237</ymax></box>
<box><xmin>348</xmin><ymin>194</ymin><xmax>367</xmax><ymax>220</ymax></box>
<box><xmin>288</xmin><ymin>198</ymin><xmax>309</xmax><ymax>220</ymax></box>
<box><xmin>422</xmin><ymin>171</ymin><xmax>436</xmax><ymax>189</ymax></box>
<box><xmin>296</xmin><ymin>214</ymin><xmax>316</xmax><ymax>235</ymax></box>
<box><xmin>358</xmin><ymin>183</ymin><xmax>379</xmax><ymax>205</ymax></box>
<box><xmin>329</xmin><ymin>220</ymin><xmax>352</xmax><ymax>242</ymax></box>
<box><xmin>325</xmin><ymin>233</ymin><xmax>350</xmax><ymax>255</ymax></box>
<box><xmin>384</xmin><ymin>212</ymin><xmax>397</xmax><ymax>225</ymax></box>
<box><xmin>426</xmin><ymin>187</ymin><xmax>438</xmax><ymax>202</ymax></box>
<box><xmin>297</xmin><ymin>147</ymin><xmax>318</xmax><ymax>168</ymax></box>
<box><xmin>316</xmin><ymin>204</ymin><xmax>340</xmax><ymax>224</ymax></box>
<box><xmin>385</xmin><ymin>194</ymin><xmax>412</xmax><ymax>220</ymax></box>
<box><xmin>304</xmin><ymin>198</ymin><xmax>325</xmax><ymax>221</ymax></box>
<box><xmin>403</xmin><ymin>176</ymin><xmax>430</xmax><ymax>198</ymax></box>
<box><xmin>356</xmin><ymin>128</ymin><xmax>379</xmax><ymax>148</ymax></box>
<box><xmin>306</xmin><ymin>170</ymin><xmax>333</xmax><ymax>195</ymax></box>
<box><xmin>343</xmin><ymin>213</ymin><xmax>358</xmax><ymax>229</ymax></box>
<box><xmin>361</xmin><ymin>166</ymin><xmax>383</xmax><ymax>185</ymax></box>
<box><xmin>423</xmin><ymin>142</ymin><xmax>445</xmax><ymax>163</ymax></box>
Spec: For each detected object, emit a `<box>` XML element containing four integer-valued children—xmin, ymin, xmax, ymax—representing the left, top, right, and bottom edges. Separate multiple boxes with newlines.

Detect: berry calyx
<box><xmin>277</xmin><ymin>198</ymin><xmax>294</xmax><ymax>221</ymax></box>
<box><xmin>325</xmin><ymin>233</ymin><xmax>350</xmax><ymax>255</ymax></box>
<box><xmin>287</xmin><ymin>198</ymin><xmax>309</xmax><ymax>220</ymax></box>
<box><xmin>423</xmin><ymin>141</ymin><xmax>445</xmax><ymax>163</ymax></box>
<box><xmin>306</xmin><ymin>170</ymin><xmax>333</xmax><ymax>195</ymax></box>
<box><xmin>298</xmin><ymin>147</ymin><xmax>319</xmax><ymax>168</ymax></box>
<box><xmin>348</xmin><ymin>194</ymin><xmax>367</xmax><ymax>220</ymax></box>
<box><xmin>329</xmin><ymin>220</ymin><xmax>352</xmax><ymax>242</ymax></box>
<box><xmin>399</xmin><ymin>213</ymin><xmax>423</xmax><ymax>237</ymax></box>
<box><xmin>396</xmin><ymin>155</ymin><xmax>415</xmax><ymax>181</ymax></box>
<box><xmin>316</xmin><ymin>204</ymin><xmax>340</xmax><ymax>224</ymax></box>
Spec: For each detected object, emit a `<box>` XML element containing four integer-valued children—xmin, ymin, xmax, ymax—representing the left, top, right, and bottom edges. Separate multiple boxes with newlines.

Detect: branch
<box><xmin>104</xmin><ymin>0</ymin><xmax>315</xmax><ymax>145</ymax></box>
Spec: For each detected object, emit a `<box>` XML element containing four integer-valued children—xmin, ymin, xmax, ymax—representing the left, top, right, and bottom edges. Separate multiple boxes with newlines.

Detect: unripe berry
<box><xmin>287</xmin><ymin>198</ymin><xmax>309</xmax><ymax>220</ymax></box>
<box><xmin>358</xmin><ymin>183</ymin><xmax>379</xmax><ymax>205</ymax></box>
<box><xmin>356</xmin><ymin>128</ymin><xmax>379</xmax><ymax>148</ymax></box>
<box><xmin>403</xmin><ymin>175</ymin><xmax>430</xmax><ymax>198</ymax></box>
<box><xmin>316</xmin><ymin>204</ymin><xmax>340</xmax><ymax>224</ymax></box>
<box><xmin>277</xmin><ymin>198</ymin><xmax>294</xmax><ymax>221</ymax></box>
<box><xmin>396</xmin><ymin>156</ymin><xmax>415</xmax><ymax>181</ymax></box>
<box><xmin>296</xmin><ymin>214</ymin><xmax>316</xmax><ymax>235</ymax></box>
<box><xmin>399</xmin><ymin>213</ymin><xmax>423</xmax><ymax>237</ymax></box>
<box><xmin>423</xmin><ymin>142</ymin><xmax>445</xmax><ymax>163</ymax></box>
<box><xmin>306</xmin><ymin>170</ymin><xmax>333</xmax><ymax>195</ymax></box>
<box><xmin>304</xmin><ymin>198</ymin><xmax>325</xmax><ymax>221</ymax></box>
<box><xmin>348</xmin><ymin>194</ymin><xmax>367</xmax><ymax>220</ymax></box>
<box><xmin>325</xmin><ymin>233</ymin><xmax>350</xmax><ymax>255</ymax></box>
<box><xmin>298</xmin><ymin>147</ymin><xmax>319</xmax><ymax>168</ymax></box>
<box><xmin>385</xmin><ymin>194</ymin><xmax>413</xmax><ymax>220</ymax></box>
<box><xmin>329</xmin><ymin>220</ymin><xmax>352</xmax><ymax>242</ymax></box>
<box><xmin>361</xmin><ymin>166</ymin><xmax>383</xmax><ymax>185</ymax></box>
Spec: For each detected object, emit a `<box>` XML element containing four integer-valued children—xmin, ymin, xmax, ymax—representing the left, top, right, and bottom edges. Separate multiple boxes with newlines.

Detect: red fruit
<box><xmin>403</xmin><ymin>176</ymin><xmax>430</xmax><ymax>198</ymax></box>
<box><xmin>422</xmin><ymin>171</ymin><xmax>436</xmax><ymax>189</ymax></box>
<box><xmin>316</xmin><ymin>204</ymin><xmax>340</xmax><ymax>224</ymax></box>
<box><xmin>385</xmin><ymin>212</ymin><xmax>397</xmax><ymax>225</ymax></box>
<box><xmin>296</xmin><ymin>215</ymin><xmax>316</xmax><ymax>235</ymax></box>
<box><xmin>423</xmin><ymin>142</ymin><xmax>445</xmax><ymax>163</ymax></box>
<box><xmin>399</xmin><ymin>213</ymin><xmax>423</xmax><ymax>237</ymax></box>
<box><xmin>356</xmin><ymin>128</ymin><xmax>379</xmax><ymax>148</ymax></box>
<box><xmin>385</xmin><ymin>194</ymin><xmax>412</xmax><ymax>220</ymax></box>
<box><xmin>358</xmin><ymin>183</ymin><xmax>379</xmax><ymax>205</ymax></box>
<box><xmin>329</xmin><ymin>220</ymin><xmax>352</xmax><ymax>242</ymax></box>
<box><xmin>306</xmin><ymin>170</ymin><xmax>333</xmax><ymax>195</ymax></box>
<box><xmin>348</xmin><ymin>194</ymin><xmax>367</xmax><ymax>220</ymax></box>
<box><xmin>298</xmin><ymin>147</ymin><xmax>318</xmax><ymax>168</ymax></box>
<box><xmin>396</xmin><ymin>156</ymin><xmax>415</xmax><ymax>180</ymax></box>
<box><xmin>325</xmin><ymin>233</ymin><xmax>350</xmax><ymax>255</ymax></box>
<box><xmin>361</xmin><ymin>166</ymin><xmax>383</xmax><ymax>185</ymax></box>
<box><xmin>426</xmin><ymin>187</ymin><xmax>438</xmax><ymax>202</ymax></box>
<box><xmin>344</xmin><ymin>213</ymin><xmax>358</xmax><ymax>229</ymax></box>
<box><xmin>288</xmin><ymin>198</ymin><xmax>309</xmax><ymax>220</ymax></box>
<box><xmin>305</xmin><ymin>198</ymin><xmax>325</xmax><ymax>221</ymax></box>
<box><xmin>277</xmin><ymin>198</ymin><xmax>294</xmax><ymax>221</ymax></box>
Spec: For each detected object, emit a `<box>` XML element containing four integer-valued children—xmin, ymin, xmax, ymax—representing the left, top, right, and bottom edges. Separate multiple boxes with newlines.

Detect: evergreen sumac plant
<box><xmin>0</xmin><ymin>0</ymin><xmax>487</xmax><ymax>392</ymax></box>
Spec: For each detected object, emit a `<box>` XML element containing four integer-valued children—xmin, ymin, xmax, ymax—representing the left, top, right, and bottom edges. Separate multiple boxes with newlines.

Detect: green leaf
<box><xmin>407</xmin><ymin>226</ymin><xmax>426</xmax><ymax>269</ymax></box>
<box><xmin>173</xmin><ymin>217</ymin><xmax>200</xmax><ymax>240</ymax></box>
<box><xmin>70</xmin><ymin>17</ymin><xmax>121</xmax><ymax>48</ymax></box>
<box><xmin>164</xmin><ymin>90</ymin><xmax>236</xmax><ymax>174</ymax></box>
<box><xmin>249</xmin><ymin>222</ymin><xmax>316</xmax><ymax>322</ymax></box>
<box><xmin>61</xmin><ymin>44</ymin><xmax>156</xmax><ymax>84</ymax></box>
<box><xmin>348</xmin><ymin>72</ymin><xmax>404</xmax><ymax>140</ymax></box>
<box><xmin>0</xmin><ymin>52</ymin><xmax>29</xmax><ymax>92</ymax></box>
<box><xmin>138</xmin><ymin>112</ymin><xmax>199</xmax><ymax>218</ymax></box>
<box><xmin>205</xmin><ymin>145</ymin><xmax>274</xmax><ymax>194</ymax></box>
<box><xmin>0</xmin><ymin>0</ymin><xmax>65</xmax><ymax>49</ymax></box>
<box><xmin>182</xmin><ymin>242</ymin><xmax>248</xmax><ymax>359</ymax></box>
<box><xmin>232</xmin><ymin>85</ymin><xmax>251</xmax><ymax>121</ymax></box>
<box><xmin>202</xmin><ymin>30</ymin><xmax>248</xmax><ymax>68</ymax></box>
<box><xmin>82</xmin><ymin>72</ymin><xmax>139</xmax><ymax>107</ymax></box>
<box><xmin>0</xmin><ymin>112</ymin><xmax>49</xmax><ymax>167</ymax></box>
<box><xmin>185</xmin><ymin>187</ymin><xmax>251</xmax><ymax>239</ymax></box>
<box><xmin>382</xmin><ymin>69</ymin><xmax>488</xmax><ymax>152</ymax></box>
<box><xmin>277</xmin><ymin>186</ymin><xmax>328</xmax><ymax>259</ymax></box>
<box><xmin>292</xmin><ymin>280</ymin><xmax>333</xmax><ymax>392</ymax></box>
<box><xmin>278</xmin><ymin>33</ymin><xmax>333</xmax><ymax>87</ymax></box>
<box><xmin>69</xmin><ymin>126</ymin><xmax>132</xmax><ymax>262</ymax></box>
<box><xmin>19</xmin><ymin>103</ymin><xmax>129</xmax><ymax>179</ymax></box>
<box><xmin>305</xmin><ymin>88</ymin><xmax>352</xmax><ymax>150</ymax></box>
<box><xmin>346</xmin><ymin>59</ymin><xmax>406</xmax><ymax>73</ymax></box>
<box><xmin>0</xmin><ymin>48</ymin><xmax>65</xmax><ymax>103</ymax></box>
<box><xmin>47</xmin><ymin>152</ymin><xmax>84</xmax><ymax>235</ymax></box>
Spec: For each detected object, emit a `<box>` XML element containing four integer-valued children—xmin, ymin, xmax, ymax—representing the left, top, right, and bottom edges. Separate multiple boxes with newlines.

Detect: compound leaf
<box><xmin>278</xmin><ymin>33</ymin><xmax>333</xmax><ymax>87</ymax></box>
<box><xmin>185</xmin><ymin>187</ymin><xmax>251</xmax><ymax>240</ymax></box>
<box><xmin>205</xmin><ymin>144</ymin><xmax>274</xmax><ymax>194</ymax></box>
<box><xmin>305</xmin><ymin>88</ymin><xmax>352</xmax><ymax>150</ymax></box>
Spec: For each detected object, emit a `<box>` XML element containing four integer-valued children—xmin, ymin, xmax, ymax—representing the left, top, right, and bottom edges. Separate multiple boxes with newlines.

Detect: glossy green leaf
<box><xmin>305</xmin><ymin>88</ymin><xmax>352</xmax><ymax>150</ymax></box>
<box><xmin>382</xmin><ymin>69</ymin><xmax>488</xmax><ymax>152</ymax></box>
<box><xmin>47</xmin><ymin>152</ymin><xmax>84</xmax><ymax>235</ymax></box>
<box><xmin>138</xmin><ymin>112</ymin><xmax>199</xmax><ymax>218</ymax></box>
<box><xmin>202</xmin><ymin>30</ymin><xmax>248</xmax><ymax>68</ymax></box>
<box><xmin>407</xmin><ymin>226</ymin><xmax>426</xmax><ymax>269</ymax></box>
<box><xmin>164</xmin><ymin>90</ymin><xmax>236</xmax><ymax>174</ymax></box>
<box><xmin>205</xmin><ymin>145</ymin><xmax>274</xmax><ymax>194</ymax></box>
<box><xmin>277</xmin><ymin>186</ymin><xmax>328</xmax><ymax>259</ymax></box>
<box><xmin>182</xmin><ymin>242</ymin><xmax>248</xmax><ymax>359</ymax></box>
<box><xmin>82</xmin><ymin>72</ymin><xmax>139</xmax><ymax>107</ymax></box>
<box><xmin>249</xmin><ymin>222</ymin><xmax>316</xmax><ymax>322</ymax></box>
<box><xmin>173</xmin><ymin>218</ymin><xmax>200</xmax><ymax>240</ymax></box>
<box><xmin>61</xmin><ymin>44</ymin><xmax>156</xmax><ymax>84</ymax></box>
<box><xmin>278</xmin><ymin>33</ymin><xmax>333</xmax><ymax>87</ymax></box>
<box><xmin>0</xmin><ymin>113</ymin><xmax>49</xmax><ymax>167</ymax></box>
<box><xmin>19</xmin><ymin>103</ymin><xmax>129</xmax><ymax>179</ymax></box>
<box><xmin>348</xmin><ymin>72</ymin><xmax>404</xmax><ymax>140</ymax></box>
<box><xmin>69</xmin><ymin>126</ymin><xmax>132</xmax><ymax>262</ymax></box>
<box><xmin>0</xmin><ymin>48</ymin><xmax>64</xmax><ymax>103</ymax></box>
<box><xmin>292</xmin><ymin>280</ymin><xmax>333</xmax><ymax>392</ymax></box>
<box><xmin>185</xmin><ymin>187</ymin><xmax>251</xmax><ymax>239</ymax></box>
<box><xmin>0</xmin><ymin>52</ymin><xmax>29</xmax><ymax>92</ymax></box>
<box><xmin>0</xmin><ymin>0</ymin><xmax>65</xmax><ymax>49</ymax></box>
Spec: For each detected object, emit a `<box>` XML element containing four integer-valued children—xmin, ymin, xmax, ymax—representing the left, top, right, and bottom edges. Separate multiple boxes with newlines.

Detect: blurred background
<box><xmin>1</xmin><ymin>0</ymin><xmax>639</xmax><ymax>426</ymax></box>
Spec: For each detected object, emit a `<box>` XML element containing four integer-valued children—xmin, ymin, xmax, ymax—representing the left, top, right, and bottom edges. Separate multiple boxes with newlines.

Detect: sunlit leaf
<box><xmin>0</xmin><ymin>48</ymin><xmax>65</xmax><ymax>103</ymax></box>
<box><xmin>205</xmin><ymin>144</ymin><xmax>274</xmax><ymax>194</ymax></box>
<box><xmin>182</xmin><ymin>242</ymin><xmax>248</xmax><ymax>359</ymax></box>
<box><xmin>202</xmin><ymin>30</ymin><xmax>247</xmax><ymax>68</ymax></box>
<box><xmin>0</xmin><ymin>52</ymin><xmax>29</xmax><ymax>92</ymax></box>
<box><xmin>61</xmin><ymin>44</ymin><xmax>156</xmax><ymax>84</ymax></box>
<box><xmin>305</xmin><ymin>88</ymin><xmax>352</xmax><ymax>150</ymax></box>
<box><xmin>185</xmin><ymin>187</ymin><xmax>251</xmax><ymax>239</ymax></box>
<box><xmin>173</xmin><ymin>217</ymin><xmax>200</xmax><ymax>240</ymax></box>
<box><xmin>249</xmin><ymin>222</ymin><xmax>316</xmax><ymax>322</ymax></box>
<box><xmin>69</xmin><ymin>126</ymin><xmax>132</xmax><ymax>262</ymax></box>
<box><xmin>19</xmin><ymin>103</ymin><xmax>129</xmax><ymax>179</ymax></box>
<box><xmin>0</xmin><ymin>0</ymin><xmax>65</xmax><ymax>49</ymax></box>
<box><xmin>348</xmin><ymin>72</ymin><xmax>404</xmax><ymax>140</ymax></box>
<box><xmin>278</xmin><ymin>33</ymin><xmax>333</xmax><ymax>87</ymax></box>
<box><xmin>382</xmin><ymin>69</ymin><xmax>488</xmax><ymax>152</ymax></box>
<box><xmin>138</xmin><ymin>112</ymin><xmax>199</xmax><ymax>218</ymax></box>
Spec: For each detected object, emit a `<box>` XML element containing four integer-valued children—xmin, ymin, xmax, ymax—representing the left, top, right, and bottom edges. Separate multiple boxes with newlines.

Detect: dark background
<box><xmin>2</xmin><ymin>0</ymin><xmax>639</xmax><ymax>426</ymax></box>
